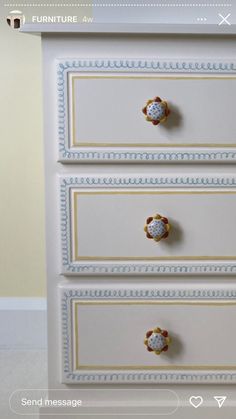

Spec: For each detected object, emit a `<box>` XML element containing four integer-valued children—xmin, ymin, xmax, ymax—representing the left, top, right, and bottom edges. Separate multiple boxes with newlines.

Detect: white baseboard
<box><xmin>0</xmin><ymin>298</ymin><xmax>47</xmax><ymax>350</ymax></box>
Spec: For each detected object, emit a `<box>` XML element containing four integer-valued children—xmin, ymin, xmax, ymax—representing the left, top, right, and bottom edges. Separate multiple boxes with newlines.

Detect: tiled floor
<box><xmin>0</xmin><ymin>350</ymin><xmax>47</xmax><ymax>419</ymax></box>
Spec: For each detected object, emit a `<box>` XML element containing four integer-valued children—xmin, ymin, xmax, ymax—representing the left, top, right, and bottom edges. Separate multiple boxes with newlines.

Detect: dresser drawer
<box><xmin>60</xmin><ymin>284</ymin><xmax>236</xmax><ymax>384</ymax></box>
<box><xmin>58</xmin><ymin>58</ymin><xmax>236</xmax><ymax>163</ymax></box>
<box><xmin>60</xmin><ymin>175</ymin><xmax>236</xmax><ymax>276</ymax></box>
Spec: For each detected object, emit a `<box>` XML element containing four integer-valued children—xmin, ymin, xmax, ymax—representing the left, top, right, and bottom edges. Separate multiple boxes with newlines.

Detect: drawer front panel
<box><xmin>60</xmin><ymin>175</ymin><xmax>236</xmax><ymax>276</ymax></box>
<box><xmin>72</xmin><ymin>77</ymin><xmax>235</xmax><ymax>145</ymax></box>
<box><xmin>57</xmin><ymin>58</ymin><xmax>236</xmax><ymax>163</ymax></box>
<box><xmin>60</xmin><ymin>284</ymin><xmax>236</xmax><ymax>384</ymax></box>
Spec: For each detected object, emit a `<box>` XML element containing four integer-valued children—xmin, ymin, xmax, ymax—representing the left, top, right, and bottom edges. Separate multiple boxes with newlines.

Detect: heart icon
<box><xmin>189</xmin><ymin>396</ymin><xmax>203</xmax><ymax>409</ymax></box>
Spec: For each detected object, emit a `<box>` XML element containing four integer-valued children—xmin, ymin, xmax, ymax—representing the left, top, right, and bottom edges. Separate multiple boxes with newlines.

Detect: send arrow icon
<box><xmin>214</xmin><ymin>396</ymin><xmax>227</xmax><ymax>408</ymax></box>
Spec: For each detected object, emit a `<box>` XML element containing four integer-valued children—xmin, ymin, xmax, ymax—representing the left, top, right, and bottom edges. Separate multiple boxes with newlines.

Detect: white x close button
<box><xmin>218</xmin><ymin>13</ymin><xmax>231</xmax><ymax>26</ymax></box>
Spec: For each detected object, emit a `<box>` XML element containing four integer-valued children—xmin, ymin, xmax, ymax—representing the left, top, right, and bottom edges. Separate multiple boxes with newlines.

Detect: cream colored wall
<box><xmin>0</xmin><ymin>7</ymin><xmax>46</xmax><ymax>297</ymax></box>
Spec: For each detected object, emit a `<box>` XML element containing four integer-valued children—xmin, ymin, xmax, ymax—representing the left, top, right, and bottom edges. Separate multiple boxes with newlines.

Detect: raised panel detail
<box><xmin>57</xmin><ymin>59</ymin><xmax>236</xmax><ymax>163</ymax></box>
<box><xmin>72</xmin><ymin>77</ymin><xmax>235</xmax><ymax>146</ymax></box>
<box><xmin>60</xmin><ymin>175</ymin><xmax>236</xmax><ymax>276</ymax></box>
<box><xmin>60</xmin><ymin>284</ymin><xmax>236</xmax><ymax>384</ymax></box>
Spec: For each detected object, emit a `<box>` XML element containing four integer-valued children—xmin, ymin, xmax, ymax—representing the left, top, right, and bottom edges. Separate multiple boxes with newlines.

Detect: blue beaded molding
<box><xmin>60</xmin><ymin>175</ymin><xmax>236</xmax><ymax>276</ymax></box>
<box><xmin>57</xmin><ymin>58</ymin><xmax>236</xmax><ymax>163</ymax></box>
<box><xmin>61</xmin><ymin>287</ymin><xmax>236</xmax><ymax>384</ymax></box>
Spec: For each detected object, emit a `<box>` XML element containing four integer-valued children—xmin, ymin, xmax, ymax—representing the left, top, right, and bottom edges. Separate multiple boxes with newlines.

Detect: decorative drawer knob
<box><xmin>144</xmin><ymin>214</ymin><xmax>170</xmax><ymax>242</ymax></box>
<box><xmin>144</xmin><ymin>327</ymin><xmax>171</xmax><ymax>355</ymax></box>
<box><xmin>142</xmin><ymin>96</ymin><xmax>170</xmax><ymax>125</ymax></box>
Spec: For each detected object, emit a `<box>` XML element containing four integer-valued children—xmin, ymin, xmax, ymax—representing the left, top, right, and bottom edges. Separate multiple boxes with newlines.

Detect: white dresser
<box><xmin>21</xmin><ymin>22</ymin><xmax>236</xmax><ymax>417</ymax></box>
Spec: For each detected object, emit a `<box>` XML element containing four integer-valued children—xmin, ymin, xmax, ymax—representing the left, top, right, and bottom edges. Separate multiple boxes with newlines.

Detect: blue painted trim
<box><xmin>57</xmin><ymin>58</ymin><xmax>236</xmax><ymax>163</ymax></box>
<box><xmin>64</xmin><ymin>264</ymin><xmax>236</xmax><ymax>275</ymax></box>
<box><xmin>58</xmin><ymin>59</ymin><xmax>236</xmax><ymax>72</ymax></box>
<box><xmin>61</xmin><ymin>175</ymin><xmax>236</xmax><ymax>187</ymax></box>
<box><xmin>60</xmin><ymin>150</ymin><xmax>236</xmax><ymax>163</ymax></box>
<box><xmin>60</xmin><ymin>175</ymin><xmax>236</xmax><ymax>275</ymax></box>
<box><xmin>61</xmin><ymin>287</ymin><xmax>236</xmax><ymax>383</ymax></box>
<box><xmin>62</xmin><ymin>288</ymin><xmax>236</xmax><ymax>300</ymax></box>
<box><xmin>64</xmin><ymin>372</ymin><xmax>236</xmax><ymax>383</ymax></box>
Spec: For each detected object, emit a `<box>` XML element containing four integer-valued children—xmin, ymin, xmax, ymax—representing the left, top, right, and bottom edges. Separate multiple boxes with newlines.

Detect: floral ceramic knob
<box><xmin>144</xmin><ymin>214</ymin><xmax>170</xmax><ymax>242</ymax></box>
<box><xmin>144</xmin><ymin>327</ymin><xmax>171</xmax><ymax>355</ymax></box>
<box><xmin>142</xmin><ymin>96</ymin><xmax>170</xmax><ymax>125</ymax></box>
